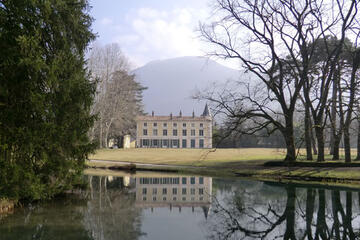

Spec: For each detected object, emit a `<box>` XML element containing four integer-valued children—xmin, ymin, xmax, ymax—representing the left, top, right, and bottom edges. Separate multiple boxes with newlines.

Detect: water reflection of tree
<box><xmin>206</xmin><ymin>184</ymin><xmax>360</xmax><ymax>240</ymax></box>
<box><xmin>82</xmin><ymin>175</ymin><xmax>144</xmax><ymax>240</ymax></box>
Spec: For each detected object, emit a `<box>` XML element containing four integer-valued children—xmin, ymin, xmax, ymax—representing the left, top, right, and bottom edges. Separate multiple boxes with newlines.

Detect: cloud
<box><xmin>112</xmin><ymin>7</ymin><xmax>208</xmax><ymax>68</ymax></box>
<box><xmin>100</xmin><ymin>17</ymin><xmax>113</xmax><ymax>26</ymax></box>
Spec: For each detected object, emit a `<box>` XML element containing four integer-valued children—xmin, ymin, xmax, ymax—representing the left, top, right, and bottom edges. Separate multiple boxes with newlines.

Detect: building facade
<box><xmin>136</xmin><ymin>105</ymin><xmax>212</xmax><ymax>148</ymax></box>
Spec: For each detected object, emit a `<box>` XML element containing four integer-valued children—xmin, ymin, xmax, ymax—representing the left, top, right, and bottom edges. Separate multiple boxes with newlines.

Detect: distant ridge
<box><xmin>132</xmin><ymin>56</ymin><xmax>240</xmax><ymax>116</ymax></box>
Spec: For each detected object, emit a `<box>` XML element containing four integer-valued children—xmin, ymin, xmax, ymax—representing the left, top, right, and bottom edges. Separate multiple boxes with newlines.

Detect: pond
<box><xmin>1</xmin><ymin>169</ymin><xmax>360</xmax><ymax>240</ymax></box>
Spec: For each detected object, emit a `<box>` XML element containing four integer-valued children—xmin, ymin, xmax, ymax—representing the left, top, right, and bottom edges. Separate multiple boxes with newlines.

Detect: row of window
<box><xmin>142</xmin><ymin>196</ymin><xmax>204</xmax><ymax>202</ymax></box>
<box><xmin>139</xmin><ymin>177</ymin><xmax>204</xmax><ymax>185</ymax></box>
<box><xmin>143</xmin><ymin>129</ymin><xmax>204</xmax><ymax>136</ymax></box>
<box><xmin>142</xmin><ymin>187</ymin><xmax>204</xmax><ymax>195</ymax></box>
<box><xmin>144</xmin><ymin>122</ymin><xmax>204</xmax><ymax>128</ymax></box>
<box><xmin>141</xmin><ymin>139</ymin><xmax>204</xmax><ymax>148</ymax></box>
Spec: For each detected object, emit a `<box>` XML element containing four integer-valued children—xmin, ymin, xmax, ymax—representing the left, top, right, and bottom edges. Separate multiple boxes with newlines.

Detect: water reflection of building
<box><xmin>134</xmin><ymin>175</ymin><xmax>212</xmax><ymax>217</ymax></box>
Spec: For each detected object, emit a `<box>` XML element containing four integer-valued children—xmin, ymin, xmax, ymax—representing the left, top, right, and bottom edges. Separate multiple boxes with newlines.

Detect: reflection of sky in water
<box><xmin>140</xmin><ymin>207</ymin><xmax>207</xmax><ymax>240</ymax></box>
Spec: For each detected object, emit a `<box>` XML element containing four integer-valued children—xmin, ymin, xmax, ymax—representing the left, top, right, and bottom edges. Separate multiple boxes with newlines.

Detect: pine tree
<box><xmin>0</xmin><ymin>0</ymin><xmax>96</xmax><ymax>200</ymax></box>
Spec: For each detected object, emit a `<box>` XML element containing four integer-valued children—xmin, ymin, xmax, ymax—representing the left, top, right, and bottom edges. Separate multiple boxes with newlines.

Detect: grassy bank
<box><xmin>88</xmin><ymin>148</ymin><xmax>360</xmax><ymax>187</ymax></box>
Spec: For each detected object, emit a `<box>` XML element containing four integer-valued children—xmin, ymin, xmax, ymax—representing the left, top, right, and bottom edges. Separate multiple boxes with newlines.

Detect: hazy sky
<box><xmin>89</xmin><ymin>0</ymin><xmax>239</xmax><ymax>69</ymax></box>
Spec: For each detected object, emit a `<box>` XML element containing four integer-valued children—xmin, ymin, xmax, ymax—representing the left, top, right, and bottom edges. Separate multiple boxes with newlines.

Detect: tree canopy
<box><xmin>0</xmin><ymin>0</ymin><xmax>96</xmax><ymax>200</ymax></box>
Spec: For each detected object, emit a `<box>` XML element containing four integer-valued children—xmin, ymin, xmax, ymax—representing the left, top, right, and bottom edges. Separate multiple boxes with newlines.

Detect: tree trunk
<box><xmin>304</xmin><ymin>105</ymin><xmax>313</xmax><ymax>160</ymax></box>
<box><xmin>315</xmin><ymin>126</ymin><xmax>325</xmax><ymax>162</ymax></box>
<box><xmin>329</xmin><ymin>68</ymin><xmax>338</xmax><ymax>155</ymax></box>
<box><xmin>311</xmin><ymin>129</ymin><xmax>318</xmax><ymax>155</ymax></box>
<box><xmin>283</xmin><ymin>118</ymin><xmax>296</xmax><ymax>162</ymax></box>
<box><xmin>356</xmin><ymin>118</ymin><xmax>360</xmax><ymax>160</ymax></box>
<box><xmin>344</xmin><ymin>65</ymin><xmax>358</xmax><ymax>163</ymax></box>
<box><xmin>344</xmin><ymin>129</ymin><xmax>351</xmax><ymax>163</ymax></box>
<box><xmin>99</xmin><ymin>119</ymin><xmax>103</xmax><ymax>148</ymax></box>
<box><xmin>332</xmin><ymin>136</ymin><xmax>341</xmax><ymax>160</ymax></box>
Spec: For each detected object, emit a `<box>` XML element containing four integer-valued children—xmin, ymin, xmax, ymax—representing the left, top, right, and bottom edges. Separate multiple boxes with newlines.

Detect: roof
<box><xmin>136</xmin><ymin>115</ymin><xmax>211</xmax><ymax>121</ymax></box>
<box><xmin>202</xmin><ymin>103</ymin><xmax>212</xmax><ymax>117</ymax></box>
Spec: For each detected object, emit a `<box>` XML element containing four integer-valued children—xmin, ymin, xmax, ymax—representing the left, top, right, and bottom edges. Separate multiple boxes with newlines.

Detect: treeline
<box><xmin>87</xmin><ymin>43</ymin><xmax>145</xmax><ymax>148</ymax></box>
<box><xmin>200</xmin><ymin>0</ymin><xmax>360</xmax><ymax>162</ymax></box>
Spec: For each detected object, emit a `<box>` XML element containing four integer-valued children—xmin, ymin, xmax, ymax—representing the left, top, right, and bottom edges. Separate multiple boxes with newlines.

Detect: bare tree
<box><xmin>200</xmin><ymin>0</ymin><xmax>359</xmax><ymax>162</ymax></box>
<box><xmin>88</xmin><ymin>43</ymin><xmax>144</xmax><ymax>148</ymax></box>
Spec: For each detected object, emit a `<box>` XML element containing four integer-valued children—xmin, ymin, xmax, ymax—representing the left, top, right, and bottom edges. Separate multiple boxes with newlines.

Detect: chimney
<box><xmin>192</xmin><ymin>110</ymin><xmax>195</xmax><ymax>118</ymax></box>
<box><xmin>179</xmin><ymin>110</ymin><xmax>182</xmax><ymax>117</ymax></box>
<box><xmin>170</xmin><ymin>112</ymin><xmax>173</xmax><ymax>119</ymax></box>
<box><xmin>152</xmin><ymin>111</ymin><xmax>154</xmax><ymax>117</ymax></box>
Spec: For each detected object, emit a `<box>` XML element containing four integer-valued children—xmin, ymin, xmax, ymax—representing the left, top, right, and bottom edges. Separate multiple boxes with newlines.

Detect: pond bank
<box><xmin>87</xmin><ymin>159</ymin><xmax>360</xmax><ymax>188</ymax></box>
<box><xmin>0</xmin><ymin>199</ymin><xmax>15</xmax><ymax>219</ymax></box>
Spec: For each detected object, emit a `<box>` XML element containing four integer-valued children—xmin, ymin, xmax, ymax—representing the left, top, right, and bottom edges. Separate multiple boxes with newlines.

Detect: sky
<box><xmin>88</xmin><ymin>0</ymin><xmax>240</xmax><ymax>70</ymax></box>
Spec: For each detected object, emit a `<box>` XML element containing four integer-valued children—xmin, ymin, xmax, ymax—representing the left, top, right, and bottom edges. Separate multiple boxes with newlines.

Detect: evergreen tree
<box><xmin>0</xmin><ymin>0</ymin><xmax>96</xmax><ymax>200</ymax></box>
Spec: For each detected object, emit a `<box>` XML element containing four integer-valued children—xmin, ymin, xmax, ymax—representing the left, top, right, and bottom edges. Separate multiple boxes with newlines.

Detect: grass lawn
<box><xmin>88</xmin><ymin>148</ymin><xmax>360</xmax><ymax>187</ymax></box>
<box><xmin>89</xmin><ymin>148</ymin><xmax>286</xmax><ymax>167</ymax></box>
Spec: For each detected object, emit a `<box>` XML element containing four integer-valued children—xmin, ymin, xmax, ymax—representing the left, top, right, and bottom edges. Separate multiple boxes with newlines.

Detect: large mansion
<box><xmin>136</xmin><ymin>105</ymin><xmax>212</xmax><ymax>148</ymax></box>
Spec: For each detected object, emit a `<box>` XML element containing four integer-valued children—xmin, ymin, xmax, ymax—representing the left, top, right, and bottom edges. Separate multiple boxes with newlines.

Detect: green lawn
<box><xmin>89</xmin><ymin>148</ymin><xmax>286</xmax><ymax>167</ymax></box>
<box><xmin>88</xmin><ymin>148</ymin><xmax>360</xmax><ymax>187</ymax></box>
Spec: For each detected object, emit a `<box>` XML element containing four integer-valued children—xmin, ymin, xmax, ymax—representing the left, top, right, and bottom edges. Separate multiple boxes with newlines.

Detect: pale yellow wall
<box><xmin>136</xmin><ymin>118</ymin><xmax>212</xmax><ymax>148</ymax></box>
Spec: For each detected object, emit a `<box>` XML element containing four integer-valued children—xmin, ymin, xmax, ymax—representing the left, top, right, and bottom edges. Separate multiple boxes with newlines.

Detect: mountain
<box><xmin>132</xmin><ymin>56</ymin><xmax>240</xmax><ymax>117</ymax></box>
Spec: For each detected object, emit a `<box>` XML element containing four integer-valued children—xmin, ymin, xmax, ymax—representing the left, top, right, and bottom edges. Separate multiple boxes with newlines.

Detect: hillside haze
<box><xmin>133</xmin><ymin>56</ymin><xmax>240</xmax><ymax>116</ymax></box>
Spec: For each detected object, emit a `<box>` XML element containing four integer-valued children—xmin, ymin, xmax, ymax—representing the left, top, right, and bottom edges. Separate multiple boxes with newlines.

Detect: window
<box><xmin>190</xmin><ymin>177</ymin><xmax>195</xmax><ymax>184</ymax></box>
<box><xmin>162</xmin><ymin>188</ymin><xmax>167</xmax><ymax>195</ymax></box>
<box><xmin>182</xmin><ymin>129</ymin><xmax>187</xmax><ymax>136</ymax></box>
<box><xmin>173</xmin><ymin>129</ymin><xmax>177</xmax><ymax>136</ymax></box>
<box><xmin>182</xmin><ymin>197</ymin><xmax>186</xmax><ymax>201</ymax></box>
<box><xmin>153</xmin><ymin>122</ymin><xmax>157</xmax><ymax>127</ymax></box>
<box><xmin>199</xmin><ymin>130</ymin><xmax>204</xmax><ymax>136</ymax></box>
<box><xmin>152</xmin><ymin>188</ymin><xmax>157</xmax><ymax>194</ymax></box>
<box><xmin>162</xmin><ymin>139</ymin><xmax>168</xmax><ymax>147</ymax></box>
<box><xmin>199</xmin><ymin>177</ymin><xmax>204</xmax><ymax>184</ymax></box>
<box><xmin>163</xmin><ymin>197</ymin><xmax>167</xmax><ymax>201</ymax></box>
<box><xmin>142</xmin><ymin>139</ymin><xmax>149</xmax><ymax>146</ymax></box>
<box><xmin>183</xmin><ymin>123</ymin><xmax>186</xmax><ymax>127</ymax></box>
<box><xmin>153</xmin><ymin>196</ymin><xmax>157</xmax><ymax>201</ymax></box>
<box><xmin>182</xmin><ymin>177</ymin><xmax>187</xmax><ymax>184</ymax></box>
<box><xmin>199</xmin><ymin>188</ymin><xmax>204</xmax><ymax>195</ymax></box>
<box><xmin>173</xmin><ymin>123</ymin><xmax>177</xmax><ymax>127</ymax></box>
<box><xmin>191</xmin><ymin>123</ymin><xmax>195</xmax><ymax>127</ymax></box>
<box><xmin>191</xmin><ymin>139</ymin><xmax>195</xmax><ymax>148</ymax></box>
<box><xmin>153</xmin><ymin>139</ymin><xmax>159</xmax><ymax>147</ymax></box>
<box><xmin>200</xmin><ymin>123</ymin><xmax>204</xmax><ymax>128</ymax></box>
<box><xmin>153</xmin><ymin>129</ymin><xmax>158</xmax><ymax>136</ymax></box>
<box><xmin>143</xmin><ymin>129</ymin><xmax>148</xmax><ymax>136</ymax></box>
<box><xmin>142</xmin><ymin>188</ymin><xmax>147</xmax><ymax>194</ymax></box>
<box><xmin>191</xmin><ymin>129</ymin><xmax>195</xmax><ymax>136</ymax></box>
<box><xmin>182</xmin><ymin>188</ymin><xmax>187</xmax><ymax>195</ymax></box>
<box><xmin>163</xmin><ymin>129</ymin><xmax>167</xmax><ymax>136</ymax></box>
<box><xmin>182</xmin><ymin>139</ymin><xmax>187</xmax><ymax>148</ymax></box>
<box><xmin>163</xmin><ymin>123</ymin><xmax>167</xmax><ymax>127</ymax></box>
<box><xmin>199</xmin><ymin>139</ymin><xmax>204</xmax><ymax>148</ymax></box>
<box><xmin>171</xmin><ymin>139</ymin><xmax>179</xmax><ymax>148</ymax></box>
<box><xmin>173</xmin><ymin>197</ymin><xmax>177</xmax><ymax>201</ymax></box>
<box><xmin>190</xmin><ymin>188</ymin><xmax>195</xmax><ymax>195</ymax></box>
<box><xmin>199</xmin><ymin>197</ymin><xmax>203</xmax><ymax>201</ymax></box>
<box><xmin>143</xmin><ymin>197</ymin><xmax>147</xmax><ymax>201</ymax></box>
<box><xmin>172</xmin><ymin>188</ymin><xmax>177</xmax><ymax>194</ymax></box>
<box><xmin>144</xmin><ymin>122</ymin><xmax>147</xmax><ymax>127</ymax></box>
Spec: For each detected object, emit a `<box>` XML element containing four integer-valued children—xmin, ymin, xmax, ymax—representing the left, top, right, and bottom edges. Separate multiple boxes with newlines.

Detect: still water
<box><xmin>1</xmin><ymin>169</ymin><xmax>360</xmax><ymax>240</ymax></box>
